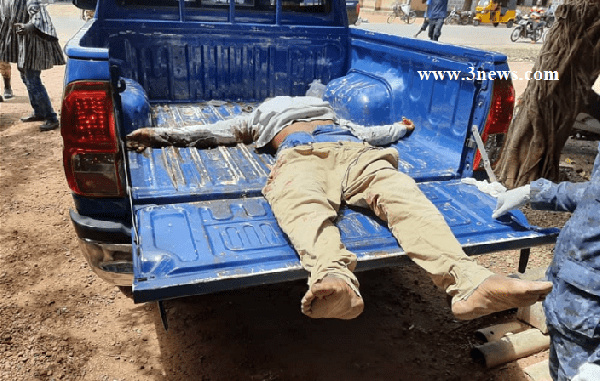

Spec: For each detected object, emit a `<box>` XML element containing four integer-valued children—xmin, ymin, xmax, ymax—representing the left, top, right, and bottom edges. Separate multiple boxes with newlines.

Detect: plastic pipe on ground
<box><xmin>471</xmin><ymin>328</ymin><xmax>550</xmax><ymax>368</ymax></box>
<box><xmin>474</xmin><ymin>321</ymin><xmax>530</xmax><ymax>343</ymax></box>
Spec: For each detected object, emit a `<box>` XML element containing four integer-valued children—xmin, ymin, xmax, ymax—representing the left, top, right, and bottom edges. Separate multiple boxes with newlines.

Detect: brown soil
<box><xmin>0</xmin><ymin>5</ymin><xmax>597</xmax><ymax>381</ymax></box>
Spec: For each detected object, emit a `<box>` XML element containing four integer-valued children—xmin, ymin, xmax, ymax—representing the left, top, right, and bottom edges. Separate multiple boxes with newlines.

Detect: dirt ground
<box><xmin>1</xmin><ymin>5</ymin><xmax>598</xmax><ymax>381</ymax></box>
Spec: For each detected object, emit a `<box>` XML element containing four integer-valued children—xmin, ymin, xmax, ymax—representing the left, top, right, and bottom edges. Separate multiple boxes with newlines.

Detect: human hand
<box><xmin>400</xmin><ymin>117</ymin><xmax>415</xmax><ymax>132</ymax></box>
<box><xmin>126</xmin><ymin>128</ymin><xmax>170</xmax><ymax>152</ymax></box>
<box><xmin>14</xmin><ymin>23</ymin><xmax>35</xmax><ymax>35</ymax></box>
<box><xmin>492</xmin><ymin>185</ymin><xmax>531</xmax><ymax>219</ymax></box>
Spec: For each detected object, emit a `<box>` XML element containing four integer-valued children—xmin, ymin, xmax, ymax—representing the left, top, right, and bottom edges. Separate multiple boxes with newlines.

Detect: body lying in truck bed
<box><xmin>124</xmin><ymin>98</ymin><xmax>557</xmax><ymax>304</ymax></box>
<box><xmin>125</xmin><ymin>94</ymin><xmax>557</xmax><ymax>320</ymax></box>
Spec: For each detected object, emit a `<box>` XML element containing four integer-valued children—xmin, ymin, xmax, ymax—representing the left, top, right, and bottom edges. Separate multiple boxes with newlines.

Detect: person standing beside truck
<box><xmin>0</xmin><ymin>0</ymin><xmax>65</xmax><ymax>131</ymax></box>
<box><xmin>493</xmin><ymin>143</ymin><xmax>600</xmax><ymax>381</ymax></box>
<box><xmin>0</xmin><ymin>0</ymin><xmax>19</xmax><ymax>102</ymax></box>
<box><xmin>427</xmin><ymin>0</ymin><xmax>448</xmax><ymax>41</ymax></box>
<box><xmin>127</xmin><ymin>94</ymin><xmax>554</xmax><ymax>321</ymax></box>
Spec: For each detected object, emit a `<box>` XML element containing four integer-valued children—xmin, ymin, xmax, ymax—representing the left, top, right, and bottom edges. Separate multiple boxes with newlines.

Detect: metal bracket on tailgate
<box><xmin>471</xmin><ymin>124</ymin><xmax>498</xmax><ymax>183</ymax></box>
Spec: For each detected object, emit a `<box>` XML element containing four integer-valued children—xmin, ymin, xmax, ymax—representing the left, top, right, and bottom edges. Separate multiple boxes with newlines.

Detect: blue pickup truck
<box><xmin>63</xmin><ymin>0</ymin><xmax>557</xmax><ymax>308</ymax></box>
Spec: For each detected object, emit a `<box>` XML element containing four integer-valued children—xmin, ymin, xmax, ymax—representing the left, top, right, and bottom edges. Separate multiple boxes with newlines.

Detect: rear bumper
<box><xmin>70</xmin><ymin>209</ymin><xmax>133</xmax><ymax>286</ymax></box>
<box><xmin>77</xmin><ymin>238</ymin><xmax>133</xmax><ymax>286</ymax></box>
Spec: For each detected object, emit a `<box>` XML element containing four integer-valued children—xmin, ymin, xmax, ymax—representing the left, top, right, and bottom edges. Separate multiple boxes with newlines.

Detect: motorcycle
<box><xmin>444</xmin><ymin>7</ymin><xmax>473</xmax><ymax>25</ymax></box>
<box><xmin>444</xmin><ymin>7</ymin><xmax>460</xmax><ymax>24</ymax></box>
<box><xmin>510</xmin><ymin>14</ymin><xmax>546</xmax><ymax>43</ymax></box>
<box><xmin>387</xmin><ymin>2</ymin><xmax>416</xmax><ymax>24</ymax></box>
<box><xmin>459</xmin><ymin>10</ymin><xmax>474</xmax><ymax>25</ymax></box>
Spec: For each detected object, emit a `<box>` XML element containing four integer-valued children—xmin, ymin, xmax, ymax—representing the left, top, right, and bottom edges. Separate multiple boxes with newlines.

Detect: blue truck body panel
<box><xmin>62</xmin><ymin>0</ymin><xmax>559</xmax><ymax>303</ymax></box>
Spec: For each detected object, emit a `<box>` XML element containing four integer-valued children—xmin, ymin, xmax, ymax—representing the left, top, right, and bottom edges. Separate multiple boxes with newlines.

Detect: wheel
<box><xmin>408</xmin><ymin>11</ymin><xmax>416</xmax><ymax>24</ymax></box>
<box><xmin>387</xmin><ymin>14</ymin><xmax>396</xmax><ymax>23</ymax></box>
<box><xmin>506</xmin><ymin>19</ymin><xmax>513</xmax><ymax>28</ymax></box>
<box><xmin>493</xmin><ymin>22</ymin><xmax>499</xmax><ymax>27</ymax></box>
<box><xmin>510</xmin><ymin>27</ymin><xmax>521</xmax><ymax>42</ymax></box>
<box><xmin>118</xmin><ymin>286</ymin><xmax>133</xmax><ymax>299</ymax></box>
<box><xmin>473</xmin><ymin>19</ymin><xmax>480</xmax><ymax>26</ymax></box>
<box><xmin>460</xmin><ymin>16</ymin><xmax>469</xmax><ymax>25</ymax></box>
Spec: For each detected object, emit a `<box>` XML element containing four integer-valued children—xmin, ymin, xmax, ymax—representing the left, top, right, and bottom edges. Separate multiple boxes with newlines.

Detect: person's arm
<box><xmin>529</xmin><ymin>178</ymin><xmax>588</xmax><ymax>213</ymax></box>
<box><xmin>492</xmin><ymin>179</ymin><xmax>588</xmax><ymax>218</ymax></box>
<box><xmin>126</xmin><ymin>114</ymin><xmax>255</xmax><ymax>152</ymax></box>
<box><xmin>339</xmin><ymin>117</ymin><xmax>415</xmax><ymax>146</ymax></box>
<box><xmin>15</xmin><ymin>1</ymin><xmax>59</xmax><ymax>41</ymax></box>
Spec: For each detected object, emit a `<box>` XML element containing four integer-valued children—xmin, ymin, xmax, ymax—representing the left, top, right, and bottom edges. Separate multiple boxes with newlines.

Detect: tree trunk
<box><xmin>462</xmin><ymin>0</ymin><xmax>473</xmax><ymax>11</ymax></box>
<box><xmin>495</xmin><ymin>0</ymin><xmax>600</xmax><ymax>189</ymax></box>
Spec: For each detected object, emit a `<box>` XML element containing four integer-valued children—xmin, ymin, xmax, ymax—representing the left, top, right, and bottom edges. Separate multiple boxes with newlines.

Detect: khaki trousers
<box><xmin>262</xmin><ymin>142</ymin><xmax>493</xmax><ymax>303</ymax></box>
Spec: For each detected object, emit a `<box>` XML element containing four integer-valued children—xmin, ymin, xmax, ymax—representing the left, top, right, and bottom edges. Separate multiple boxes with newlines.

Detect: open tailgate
<box><xmin>129</xmin><ymin>147</ymin><xmax>558</xmax><ymax>302</ymax></box>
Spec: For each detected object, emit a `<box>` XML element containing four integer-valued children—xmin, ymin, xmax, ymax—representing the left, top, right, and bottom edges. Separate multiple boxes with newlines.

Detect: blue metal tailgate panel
<box><xmin>132</xmin><ymin>180</ymin><xmax>558</xmax><ymax>303</ymax></box>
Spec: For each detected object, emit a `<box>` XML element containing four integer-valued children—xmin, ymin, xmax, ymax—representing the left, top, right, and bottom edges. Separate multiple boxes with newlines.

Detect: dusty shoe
<box><xmin>451</xmin><ymin>274</ymin><xmax>552</xmax><ymax>320</ymax></box>
<box><xmin>3</xmin><ymin>89</ymin><xmax>12</xmax><ymax>99</ymax></box>
<box><xmin>39</xmin><ymin>120</ymin><xmax>60</xmax><ymax>132</ymax></box>
<box><xmin>21</xmin><ymin>114</ymin><xmax>46</xmax><ymax>123</ymax></box>
<box><xmin>301</xmin><ymin>275</ymin><xmax>364</xmax><ymax>320</ymax></box>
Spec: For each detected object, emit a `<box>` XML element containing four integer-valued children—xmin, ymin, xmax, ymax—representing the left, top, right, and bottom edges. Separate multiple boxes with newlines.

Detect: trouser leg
<box><xmin>545</xmin><ymin>273</ymin><xmax>600</xmax><ymax>381</ymax></box>
<box><xmin>262</xmin><ymin>144</ymin><xmax>360</xmax><ymax>293</ymax></box>
<box><xmin>432</xmin><ymin>18</ymin><xmax>444</xmax><ymax>41</ymax></box>
<box><xmin>427</xmin><ymin>20</ymin><xmax>435</xmax><ymax>40</ymax></box>
<box><xmin>0</xmin><ymin>62</ymin><xmax>11</xmax><ymax>89</ymax></box>
<box><xmin>19</xmin><ymin>68</ymin><xmax>57</xmax><ymax>120</ymax></box>
<box><xmin>548</xmin><ymin>326</ymin><xmax>600</xmax><ymax>381</ymax></box>
<box><xmin>342</xmin><ymin>145</ymin><xmax>494</xmax><ymax>303</ymax></box>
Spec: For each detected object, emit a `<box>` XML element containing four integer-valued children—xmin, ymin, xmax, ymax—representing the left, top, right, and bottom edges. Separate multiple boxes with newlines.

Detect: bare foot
<box><xmin>301</xmin><ymin>276</ymin><xmax>364</xmax><ymax>320</ymax></box>
<box><xmin>451</xmin><ymin>275</ymin><xmax>552</xmax><ymax>320</ymax></box>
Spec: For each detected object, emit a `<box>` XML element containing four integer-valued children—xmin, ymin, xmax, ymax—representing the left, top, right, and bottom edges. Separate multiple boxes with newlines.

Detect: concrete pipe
<box><xmin>471</xmin><ymin>328</ymin><xmax>550</xmax><ymax>368</ymax></box>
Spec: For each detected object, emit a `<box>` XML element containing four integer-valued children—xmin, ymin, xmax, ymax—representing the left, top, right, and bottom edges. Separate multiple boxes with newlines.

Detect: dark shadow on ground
<box><xmin>151</xmin><ymin>265</ymin><xmax>533</xmax><ymax>381</ymax></box>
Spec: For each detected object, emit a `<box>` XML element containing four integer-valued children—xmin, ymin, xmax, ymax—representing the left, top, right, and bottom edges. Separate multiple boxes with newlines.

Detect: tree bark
<box><xmin>495</xmin><ymin>0</ymin><xmax>600</xmax><ymax>189</ymax></box>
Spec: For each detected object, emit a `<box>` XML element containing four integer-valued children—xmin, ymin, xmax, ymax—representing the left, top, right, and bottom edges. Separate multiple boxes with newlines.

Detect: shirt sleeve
<box><xmin>126</xmin><ymin>113</ymin><xmax>255</xmax><ymax>150</ymax></box>
<box><xmin>338</xmin><ymin>119</ymin><xmax>411</xmax><ymax>146</ymax></box>
<box><xmin>26</xmin><ymin>0</ymin><xmax>58</xmax><ymax>40</ymax></box>
<box><xmin>530</xmin><ymin>178</ymin><xmax>589</xmax><ymax>213</ymax></box>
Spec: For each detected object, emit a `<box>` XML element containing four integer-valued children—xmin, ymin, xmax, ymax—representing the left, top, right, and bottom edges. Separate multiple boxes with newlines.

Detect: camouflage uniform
<box><xmin>530</xmin><ymin>143</ymin><xmax>600</xmax><ymax>381</ymax></box>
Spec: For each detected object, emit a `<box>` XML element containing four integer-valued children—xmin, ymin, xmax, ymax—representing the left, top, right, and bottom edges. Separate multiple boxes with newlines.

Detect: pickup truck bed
<box><xmin>129</xmin><ymin>103</ymin><xmax>557</xmax><ymax>303</ymax></box>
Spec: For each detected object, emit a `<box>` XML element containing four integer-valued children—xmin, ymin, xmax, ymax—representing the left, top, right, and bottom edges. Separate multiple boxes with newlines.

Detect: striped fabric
<box><xmin>0</xmin><ymin>0</ymin><xmax>28</xmax><ymax>63</ymax></box>
<box><xmin>0</xmin><ymin>0</ymin><xmax>64</xmax><ymax>70</ymax></box>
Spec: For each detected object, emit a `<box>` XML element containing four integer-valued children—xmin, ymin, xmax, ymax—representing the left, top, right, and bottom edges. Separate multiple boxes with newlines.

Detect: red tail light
<box><xmin>473</xmin><ymin>78</ymin><xmax>515</xmax><ymax>171</ymax></box>
<box><xmin>61</xmin><ymin>81</ymin><xmax>125</xmax><ymax>197</ymax></box>
<box><xmin>357</xmin><ymin>2</ymin><xmax>360</xmax><ymax>14</ymax></box>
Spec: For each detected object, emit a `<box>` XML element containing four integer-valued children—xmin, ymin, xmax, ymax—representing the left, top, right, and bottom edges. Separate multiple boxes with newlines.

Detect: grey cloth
<box><xmin>132</xmin><ymin>96</ymin><xmax>411</xmax><ymax>149</ymax></box>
